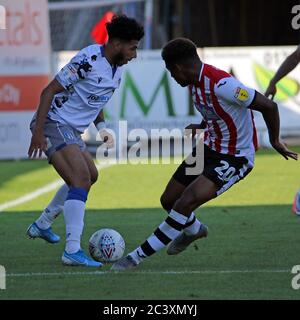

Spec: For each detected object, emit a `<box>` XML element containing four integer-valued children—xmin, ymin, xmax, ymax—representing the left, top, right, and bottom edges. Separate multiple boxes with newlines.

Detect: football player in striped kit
<box><xmin>111</xmin><ymin>38</ymin><xmax>298</xmax><ymax>271</ymax></box>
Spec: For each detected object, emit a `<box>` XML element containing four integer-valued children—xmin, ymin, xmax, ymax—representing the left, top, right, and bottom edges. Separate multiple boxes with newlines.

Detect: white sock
<box><xmin>184</xmin><ymin>212</ymin><xmax>202</xmax><ymax>236</ymax></box>
<box><xmin>35</xmin><ymin>184</ymin><xmax>69</xmax><ymax>230</ymax></box>
<box><xmin>46</xmin><ymin>183</ymin><xmax>69</xmax><ymax>213</ymax></box>
<box><xmin>64</xmin><ymin>199</ymin><xmax>85</xmax><ymax>254</ymax></box>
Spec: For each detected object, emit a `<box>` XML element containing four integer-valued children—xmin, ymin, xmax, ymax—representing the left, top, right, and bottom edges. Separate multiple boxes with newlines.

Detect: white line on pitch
<box><xmin>6</xmin><ymin>269</ymin><xmax>290</xmax><ymax>278</ymax></box>
<box><xmin>0</xmin><ymin>180</ymin><xmax>64</xmax><ymax>212</ymax></box>
<box><xmin>0</xmin><ymin>162</ymin><xmax>114</xmax><ymax>212</ymax></box>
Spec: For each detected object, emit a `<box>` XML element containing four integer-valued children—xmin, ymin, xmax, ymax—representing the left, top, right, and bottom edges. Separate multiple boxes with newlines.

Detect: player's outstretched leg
<box><xmin>111</xmin><ymin>175</ymin><xmax>218</xmax><ymax>271</ymax></box>
<box><xmin>26</xmin><ymin>184</ymin><xmax>69</xmax><ymax>243</ymax></box>
<box><xmin>111</xmin><ymin>208</ymin><xmax>189</xmax><ymax>271</ymax></box>
<box><xmin>292</xmin><ymin>188</ymin><xmax>300</xmax><ymax>215</ymax></box>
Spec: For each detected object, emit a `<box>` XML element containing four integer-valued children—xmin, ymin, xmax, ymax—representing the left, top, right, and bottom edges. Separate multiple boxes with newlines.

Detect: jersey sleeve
<box><xmin>55</xmin><ymin>48</ymin><xmax>93</xmax><ymax>92</ymax></box>
<box><xmin>214</xmin><ymin>76</ymin><xmax>256</xmax><ymax>108</ymax></box>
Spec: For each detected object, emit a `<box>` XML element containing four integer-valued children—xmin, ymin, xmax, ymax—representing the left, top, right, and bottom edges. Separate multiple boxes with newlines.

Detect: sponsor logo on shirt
<box><xmin>234</xmin><ymin>87</ymin><xmax>249</xmax><ymax>101</ymax></box>
<box><xmin>87</xmin><ymin>94</ymin><xmax>110</xmax><ymax>106</ymax></box>
<box><xmin>193</xmin><ymin>92</ymin><xmax>220</xmax><ymax>121</ymax></box>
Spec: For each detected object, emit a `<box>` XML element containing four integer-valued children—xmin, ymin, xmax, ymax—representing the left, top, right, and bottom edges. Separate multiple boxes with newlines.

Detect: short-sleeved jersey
<box><xmin>48</xmin><ymin>45</ymin><xmax>123</xmax><ymax>133</ymax></box>
<box><xmin>190</xmin><ymin>63</ymin><xmax>258</xmax><ymax>165</ymax></box>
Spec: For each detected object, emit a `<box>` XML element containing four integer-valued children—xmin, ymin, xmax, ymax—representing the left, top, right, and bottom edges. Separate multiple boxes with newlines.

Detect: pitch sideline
<box><xmin>6</xmin><ymin>269</ymin><xmax>290</xmax><ymax>278</ymax></box>
<box><xmin>0</xmin><ymin>162</ymin><xmax>114</xmax><ymax>212</ymax></box>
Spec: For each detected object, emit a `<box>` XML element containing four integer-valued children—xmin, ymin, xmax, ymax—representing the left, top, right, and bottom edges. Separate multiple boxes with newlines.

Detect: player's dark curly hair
<box><xmin>106</xmin><ymin>15</ymin><xmax>144</xmax><ymax>41</ymax></box>
<box><xmin>162</xmin><ymin>38</ymin><xmax>199</xmax><ymax>65</ymax></box>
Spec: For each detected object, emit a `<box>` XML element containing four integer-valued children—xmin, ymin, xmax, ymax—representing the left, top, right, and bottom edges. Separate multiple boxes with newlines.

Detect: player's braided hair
<box><xmin>106</xmin><ymin>15</ymin><xmax>144</xmax><ymax>41</ymax></box>
<box><xmin>162</xmin><ymin>38</ymin><xmax>199</xmax><ymax>65</ymax></box>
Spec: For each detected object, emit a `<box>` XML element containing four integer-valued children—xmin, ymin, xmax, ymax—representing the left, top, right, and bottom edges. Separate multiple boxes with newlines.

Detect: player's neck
<box><xmin>103</xmin><ymin>44</ymin><xmax>116</xmax><ymax>66</ymax></box>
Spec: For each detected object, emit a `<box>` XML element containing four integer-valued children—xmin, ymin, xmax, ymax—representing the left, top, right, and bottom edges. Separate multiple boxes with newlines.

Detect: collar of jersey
<box><xmin>198</xmin><ymin>63</ymin><xmax>205</xmax><ymax>82</ymax></box>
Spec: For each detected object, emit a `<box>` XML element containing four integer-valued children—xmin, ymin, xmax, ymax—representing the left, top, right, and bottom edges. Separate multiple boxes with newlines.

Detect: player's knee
<box><xmin>82</xmin><ymin>176</ymin><xmax>92</xmax><ymax>190</ymax></box>
<box><xmin>71</xmin><ymin>170</ymin><xmax>91</xmax><ymax>190</ymax></box>
<box><xmin>90</xmin><ymin>169</ymin><xmax>98</xmax><ymax>185</ymax></box>
<box><xmin>160</xmin><ymin>193</ymin><xmax>173</xmax><ymax>212</ymax></box>
<box><xmin>174</xmin><ymin>190</ymin><xmax>198</xmax><ymax>214</ymax></box>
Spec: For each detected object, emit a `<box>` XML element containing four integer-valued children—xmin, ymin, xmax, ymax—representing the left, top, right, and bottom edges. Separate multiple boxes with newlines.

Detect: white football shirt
<box><xmin>48</xmin><ymin>45</ymin><xmax>123</xmax><ymax>133</ymax></box>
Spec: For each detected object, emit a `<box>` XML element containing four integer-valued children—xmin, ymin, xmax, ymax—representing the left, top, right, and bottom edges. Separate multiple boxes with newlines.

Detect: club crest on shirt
<box><xmin>234</xmin><ymin>87</ymin><xmax>249</xmax><ymax>101</ymax></box>
<box><xmin>194</xmin><ymin>101</ymin><xmax>220</xmax><ymax>121</ymax></box>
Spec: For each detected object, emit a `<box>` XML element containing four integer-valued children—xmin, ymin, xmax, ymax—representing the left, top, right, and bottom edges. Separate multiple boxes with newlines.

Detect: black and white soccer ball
<box><xmin>88</xmin><ymin>228</ymin><xmax>125</xmax><ymax>263</ymax></box>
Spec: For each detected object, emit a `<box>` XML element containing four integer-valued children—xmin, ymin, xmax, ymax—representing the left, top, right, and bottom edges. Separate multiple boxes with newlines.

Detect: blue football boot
<box><xmin>26</xmin><ymin>222</ymin><xmax>60</xmax><ymax>244</ymax></box>
<box><xmin>62</xmin><ymin>249</ymin><xmax>103</xmax><ymax>267</ymax></box>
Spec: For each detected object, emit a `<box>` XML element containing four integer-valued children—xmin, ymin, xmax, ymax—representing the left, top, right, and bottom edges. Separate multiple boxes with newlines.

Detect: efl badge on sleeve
<box><xmin>234</xmin><ymin>87</ymin><xmax>249</xmax><ymax>101</ymax></box>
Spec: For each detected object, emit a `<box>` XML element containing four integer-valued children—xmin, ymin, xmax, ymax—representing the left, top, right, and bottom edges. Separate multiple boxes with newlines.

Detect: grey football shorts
<box><xmin>30</xmin><ymin>117</ymin><xmax>86</xmax><ymax>162</ymax></box>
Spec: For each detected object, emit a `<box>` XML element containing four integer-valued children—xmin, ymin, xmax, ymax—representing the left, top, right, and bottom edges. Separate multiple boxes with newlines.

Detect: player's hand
<box><xmin>271</xmin><ymin>140</ymin><xmax>298</xmax><ymax>160</ymax></box>
<box><xmin>264</xmin><ymin>82</ymin><xmax>277</xmax><ymax>100</ymax></box>
<box><xmin>28</xmin><ymin>130</ymin><xmax>47</xmax><ymax>158</ymax></box>
<box><xmin>184</xmin><ymin>123</ymin><xmax>201</xmax><ymax>138</ymax></box>
<box><xmin>100</xmin><ymin>129</ymin><xmax>114</xmax><ymax>149</ymax></box>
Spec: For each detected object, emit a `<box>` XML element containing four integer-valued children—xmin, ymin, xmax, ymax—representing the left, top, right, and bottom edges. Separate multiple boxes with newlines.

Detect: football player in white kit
<box><xmin>27</xmin><ymin>15</ymin><xmax>144</xmax><ymax>267</ymax></box>
<box><xmin>112</xmin><ymin>38</ymin><xmax>298</xmax><ymax>271</ymax></box>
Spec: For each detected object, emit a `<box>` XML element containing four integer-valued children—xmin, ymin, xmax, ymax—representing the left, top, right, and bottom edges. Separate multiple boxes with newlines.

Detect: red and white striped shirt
<box><xmin>190</xmin><ymin>63</ymin><xmax>258</xmax><ymax>165</ymax></box>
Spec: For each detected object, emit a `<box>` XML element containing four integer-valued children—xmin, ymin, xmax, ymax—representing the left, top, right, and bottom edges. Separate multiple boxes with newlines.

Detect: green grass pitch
<box><xmin>0</xmin><ymin>147</ymin><xmax>300</xmax><ymax>299</ymax></box>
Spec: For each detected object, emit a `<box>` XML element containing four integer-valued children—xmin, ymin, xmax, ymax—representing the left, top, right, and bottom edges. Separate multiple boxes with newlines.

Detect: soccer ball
<box><xmin>88</xmin><ymin>228</ymin><xmax>125</xmax><ymax>263</ymax></box>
